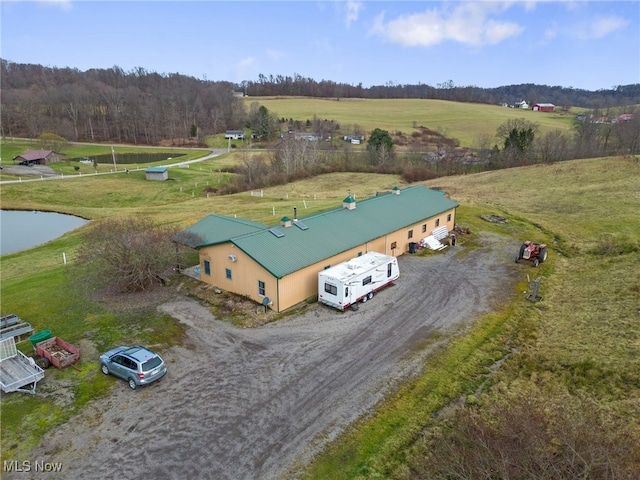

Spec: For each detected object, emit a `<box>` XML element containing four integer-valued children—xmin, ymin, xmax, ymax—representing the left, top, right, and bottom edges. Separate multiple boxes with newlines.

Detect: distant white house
<box><xmin>145</xmin><ymin>166</ymin><xmax>168</xmax><ymax>181</ymax></box>
<box><xmin>225</xmin><ymin>130</ymin><xmax>245</xmax><ymax>140</ymax></box>
<box><xmin>516</xmin><ymin>100</ymin><xmax>529</xmax><ymax>109</ymax></box>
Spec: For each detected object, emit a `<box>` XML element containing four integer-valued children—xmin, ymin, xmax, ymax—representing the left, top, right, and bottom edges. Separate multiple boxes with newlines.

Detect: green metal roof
<box><xmin>230</xmin><ymin>185</ymin><xmax>458</xmax><ymax>278</ymax></box>
<box><xmin>145</xmin><ymin>167</ymin><xmax>168</xmax><ymax>173</ymax></box>
<box><xmin>180</xmin><ymin>214</ymin><xmax>266</xmax><ymax>247</ymax></box>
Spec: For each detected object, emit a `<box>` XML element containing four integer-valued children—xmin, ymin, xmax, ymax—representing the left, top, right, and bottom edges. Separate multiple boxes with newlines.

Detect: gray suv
<box><xmin>100</xmin><ymin>346</ymin><xmax>167</xmax><ymax>389</ymax></box>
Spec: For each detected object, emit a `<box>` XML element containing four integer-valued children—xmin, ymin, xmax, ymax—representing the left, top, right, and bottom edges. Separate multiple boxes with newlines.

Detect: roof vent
<box><xmin>392</xmin><ymin>186</ymin><xmax>401</xmax><ymax>195</ymax></box>
<box><xmin>343</xmin><ymin>195</ymin><xmax>356</xmax><ymax>210</ymax></box>
<box><xmin>280</xmin><ymin>216</ymin><xmax>292</xmax><ymax>228</ymax></box>
<box><xmin>228</xmin><ymin>254</ymin><xmax>237</xmax><ymax>262</ymax></box>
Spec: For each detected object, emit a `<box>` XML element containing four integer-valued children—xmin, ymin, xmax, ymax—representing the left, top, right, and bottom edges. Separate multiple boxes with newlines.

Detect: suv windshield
<box><xmin>142</xmin><ymin>356</ymin><xmax>162</xmax><ymax>372</ymax></box>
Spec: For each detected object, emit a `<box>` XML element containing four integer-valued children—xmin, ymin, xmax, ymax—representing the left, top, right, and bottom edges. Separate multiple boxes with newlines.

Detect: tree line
<box><xmin>2</xmin><ymin>59</ymin><xmax>638</xmax><ymax>146</ymax></box>
<box><xmin>242</xmin><ymin>73</ymin><xmax>638</xmax><ymax>108</ymax></box>
<box><xmin>1</xmin><ymin>60</ymin><xmax>245</xmax><ymax>144</ymax></box>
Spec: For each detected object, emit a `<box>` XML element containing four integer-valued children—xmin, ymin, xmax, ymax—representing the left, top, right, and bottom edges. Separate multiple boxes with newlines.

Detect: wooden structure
<box><xmin>13</xmin><ymin>150</ymin><xmax>62</xmax><ymax>165</ymax></box>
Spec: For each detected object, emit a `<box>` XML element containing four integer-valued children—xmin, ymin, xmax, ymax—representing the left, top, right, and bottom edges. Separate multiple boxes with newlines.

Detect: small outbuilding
<box><xmin>145</xmin><ymin>166</ymin><xmax>169</xmax><ymax>181</ymax></box>
<box><xmin>532</xmin><ymin>103</ymin><xmax>555</xmax><ymax>112</ymax></box>
<box><xmin>225</xmin><ymin>130</ymin><xmax>245</xmax><ymax>140</ymax></box>
<box><xmin>13</xmin><ymin>150</ymin><xmax>62</xmax><ymax>166</ymax></box>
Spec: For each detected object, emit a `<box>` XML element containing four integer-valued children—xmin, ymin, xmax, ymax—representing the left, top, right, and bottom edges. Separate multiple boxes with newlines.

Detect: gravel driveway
<box><xmin>20</xmin><ymin>233</ymin><xmax>519</xmax><ymax>480</ymax></box>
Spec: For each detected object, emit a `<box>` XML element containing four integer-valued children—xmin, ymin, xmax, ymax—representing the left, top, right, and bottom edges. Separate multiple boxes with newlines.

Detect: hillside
<box><xmin>245</xmin><ymin>96</ymin><xmax>577</xmax><ymax>148</ymax></box>
<box><xmin>2</xmin><ymin>60</ymin><xmax>637</xmax><ymax>147</ymax></box>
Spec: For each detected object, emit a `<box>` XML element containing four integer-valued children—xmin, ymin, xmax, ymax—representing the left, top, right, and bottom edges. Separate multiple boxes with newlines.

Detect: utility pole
<box><xmin>111</xmin><ymin>146</ymin><xmax>117</xmax><ymax>171</ymax></box>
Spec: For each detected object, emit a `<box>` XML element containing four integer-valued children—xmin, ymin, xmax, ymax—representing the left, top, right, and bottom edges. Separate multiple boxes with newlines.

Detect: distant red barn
<box><xmin>532</xmin><ymin>103</ymin><xmax>555</xmax><ymax>112</ymax></box>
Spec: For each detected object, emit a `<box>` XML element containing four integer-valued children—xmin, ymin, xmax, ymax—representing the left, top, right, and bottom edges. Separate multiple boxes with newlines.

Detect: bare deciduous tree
<box><xmin>76</xmin><ymin>217</ymin><xmax>191</xmax><ymax>293</ymax></box>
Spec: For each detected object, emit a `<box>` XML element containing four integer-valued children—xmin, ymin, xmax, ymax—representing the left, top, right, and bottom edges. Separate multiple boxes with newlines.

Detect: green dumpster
<box><xmin>29</xmin><ymin>330</ymin><xmax>52</xmax><ymax>348</ymax></box>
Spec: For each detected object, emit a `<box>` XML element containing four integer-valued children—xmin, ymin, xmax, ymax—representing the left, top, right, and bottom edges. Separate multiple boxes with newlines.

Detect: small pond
<box><xmin>0</xmin><ymin>210</ymin><xmax>90</xmax><ymax>255</ymax></box>
<box><xmin>83</xmin><ymin>152</ymin><xmax>185</xmax><ymax>165</ymax></box>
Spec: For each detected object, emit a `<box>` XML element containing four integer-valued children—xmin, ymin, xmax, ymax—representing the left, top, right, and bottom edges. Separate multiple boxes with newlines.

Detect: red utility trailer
<box><xmin>35</xmin><ymin>337</ymin><xmax>80</xmax><ymax>369</ymax></box>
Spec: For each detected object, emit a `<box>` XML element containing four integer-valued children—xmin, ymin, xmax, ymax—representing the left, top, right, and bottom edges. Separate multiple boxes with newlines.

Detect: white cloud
<box><xmin>266</xmin><ymin>49</ymin><xmax>285</xmax><ymax>61</ymax></box>
<box><xmin>36</xmin><ymin>0</ymin><xmax>73</xmax><ymax>10</ymax></box>
<box><xmin>234</xmin><ymin>57</ymin><xmax>256</xmax><ymax>80</ymax></box>
<box><xmin>343</xmin><ymin>1</ymin><xmax>363</xmax><ymax>28</ymax></box>
<box><xmin>371</xmin><ymin>2</ymin><xmax>524</xmax><ymax>47</ymax></box>
<box><xmin>582</xmin><ymin>15</ymin><xmax>629</xmax><ymax>39</ymax></box>
<box><xmin>542</xmin><ymin>24</ymin><xmax>558</xmax><ymax>44</ymax></box>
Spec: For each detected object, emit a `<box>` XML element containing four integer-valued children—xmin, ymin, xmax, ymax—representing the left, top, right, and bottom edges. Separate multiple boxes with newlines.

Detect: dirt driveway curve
<box><xmin>21</xmin><ymin>233</ymin><xmax>519</xmax><ymax>480</ymax></box>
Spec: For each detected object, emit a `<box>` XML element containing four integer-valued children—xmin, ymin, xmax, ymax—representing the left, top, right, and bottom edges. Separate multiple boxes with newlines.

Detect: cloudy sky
<box><xmin>1</xmin><ymin>1</ymin><xmax>638</xmax><ymax>91</ymax></box>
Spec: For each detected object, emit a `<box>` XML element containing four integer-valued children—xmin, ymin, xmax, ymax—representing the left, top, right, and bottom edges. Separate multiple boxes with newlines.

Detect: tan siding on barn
<box><xmin>193</xmin><ymin>200</ymin><xmax>457</xmax><ymax>312</ymax></box>
<box><xmin>199</xmin><ymin>243</ymin><xmax>280</xmax><ymax>309</ymax></box>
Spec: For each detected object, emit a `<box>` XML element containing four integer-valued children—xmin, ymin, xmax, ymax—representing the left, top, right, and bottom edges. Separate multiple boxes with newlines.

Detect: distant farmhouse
<box><xmin>13</xmin><ymin>150</ymin><xmax>62</xmax><ymax>166</ymax></box>
<box><xmin>177</xmin><ymin>185</ymin><xmax>459</xmax><ymax>312</ymax></box>
<box><xmin>225</xmin><ymin>130</ymin><xmax>245</xmax><ymax>140</ymax></box>
<box><xmin>532</xmin><ymin>103</ymin><xmax>555</xmax><ymax>112</ymax></box>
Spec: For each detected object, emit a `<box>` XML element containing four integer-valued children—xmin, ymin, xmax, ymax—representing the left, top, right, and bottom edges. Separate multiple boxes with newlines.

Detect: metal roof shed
<box><xmin>145</xmin><ymin>166</ymin><xmax>169</xmax><ymax>181</ymax></box>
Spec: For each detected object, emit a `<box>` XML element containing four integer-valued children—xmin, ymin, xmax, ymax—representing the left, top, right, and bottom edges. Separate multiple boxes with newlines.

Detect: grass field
<box><xmin>1</xmin><ymin>135</ymin><xmax>638</xmax><ymax>475</ymax></box>
<box><xmin>303</xmin><ymin>156</ymin><xmax>640</xmax><ymax>478</ymax></box>
<box><xmin>245</xmin><ymin>97</ymin><xmax>577</xmax><ymax>148</ymax></box>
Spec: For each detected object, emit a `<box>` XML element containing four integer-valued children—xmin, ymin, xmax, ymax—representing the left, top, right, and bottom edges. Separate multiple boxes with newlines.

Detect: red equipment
<box><xmin>515</xmin><ymin>241</ymin><xmax>548</xmax><ymax>267</ymax></box>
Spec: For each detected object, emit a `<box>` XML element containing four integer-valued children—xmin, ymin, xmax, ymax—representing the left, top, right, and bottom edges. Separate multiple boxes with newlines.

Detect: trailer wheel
<box><xmin>367</xmin><ymin>292</ymin><xmax>374</xmax><ymax>300</ymax></box>
<box><xmin>128</xmin><ymin>378</ymin><xmax>137</xmax><ymax>390</ymax></box>
<box><xmin>101</xmin><ymin>364</ymin><xmax>110</xmax><ymax>375</ymax></box>
<box><xmin>36</xmin><ymin>356</ymin><xmax>51</xmax><ymax>369</ymax></box>
<box><xmin>361</xmin><ymin>295</ymin><xmax>368</xmax><ymax>303</ymax></box>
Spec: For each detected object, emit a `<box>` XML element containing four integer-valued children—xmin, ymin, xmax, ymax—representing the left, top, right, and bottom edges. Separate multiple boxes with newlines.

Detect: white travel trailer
<box><xmin>318</xmin><ymin>252</ymin><xmax>399</xmax><ymax>311</ymax></box>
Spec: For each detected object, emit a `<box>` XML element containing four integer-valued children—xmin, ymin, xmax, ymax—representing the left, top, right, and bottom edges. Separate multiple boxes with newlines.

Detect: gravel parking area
<box><xmin>16</xmin><ymin>233</ymin><xmax>520</xmax><ymax>480</ymax></box>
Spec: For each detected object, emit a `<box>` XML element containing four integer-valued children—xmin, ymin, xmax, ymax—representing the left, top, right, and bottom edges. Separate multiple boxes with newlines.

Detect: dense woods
<box><xmin>0</xmin><ymin>60</ymin><xmax>246</xmax><ymax>144</ymax></box>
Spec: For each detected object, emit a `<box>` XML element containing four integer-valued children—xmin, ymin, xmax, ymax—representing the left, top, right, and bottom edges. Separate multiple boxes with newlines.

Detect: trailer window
<box><xmin>363</xmin><ymin>276</ymin><xmax>372</xmax><ymax>286</ymax></box>
<box><xmin>324</xmin><ymin>283</ymin><xmax>337</xmax><ymax>295</ymax></box>
<box><xmin>387</xmin><ymin>263</ymin><xmax>392</xmax><ymax>277</ymax></box>
<box><xmin>345</xmin><ymin>287</ymin><xmax>349</xmax><ymax>297</ymax></box>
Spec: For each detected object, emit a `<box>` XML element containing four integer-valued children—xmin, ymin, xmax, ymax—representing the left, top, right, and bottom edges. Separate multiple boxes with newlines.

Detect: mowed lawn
<box><xmin>246</xmin><ymin>97</ymin><xmax>577</xmax><ymax>147</ymax></box>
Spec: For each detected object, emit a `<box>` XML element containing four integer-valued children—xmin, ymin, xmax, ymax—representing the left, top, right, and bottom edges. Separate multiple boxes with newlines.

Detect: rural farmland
<box><xmin>1</xmin><ymin>100</ymin><xmax>638</xmax><ymax>479</ymax></box>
